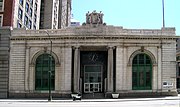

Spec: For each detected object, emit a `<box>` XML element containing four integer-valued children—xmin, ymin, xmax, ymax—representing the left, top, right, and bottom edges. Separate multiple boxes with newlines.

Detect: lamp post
<box><xmin>45</xmin><ymin>30</ymin><xmax>52</xmax><ymax>101</ymax></box>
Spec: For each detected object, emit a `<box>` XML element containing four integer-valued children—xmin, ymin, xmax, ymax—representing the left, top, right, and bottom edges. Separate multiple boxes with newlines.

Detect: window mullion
<box><xmin>137</xmin><ymin>64</ymin><xmax>139</xmax><ymax>89</ymax></box>
<box><xmin>41</xmin><ymin>55</ymin><xmax>43</xmax><ymax>89</ymax></box>
<box><xmin>144</xmin><ymin>64</ymin><xmax>146</xmax><ymax>88</ymax></box>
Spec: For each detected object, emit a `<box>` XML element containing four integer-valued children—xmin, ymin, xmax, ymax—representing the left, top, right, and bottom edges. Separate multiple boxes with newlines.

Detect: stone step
<box><xmin>82</xmin><ymin>93</ymin><xmax>105</xmax><ymax>99</ymax></box>
<box><xmin>0</xmin><ymin>93</ymin><xmax>7</xmax><ymax>98</ymax></box>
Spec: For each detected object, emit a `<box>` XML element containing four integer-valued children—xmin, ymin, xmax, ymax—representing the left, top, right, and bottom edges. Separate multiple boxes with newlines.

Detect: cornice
<box><xmin>10</xmin><ymin>35</ymin><xmax>177</xmax><ymax>41</ymax></box>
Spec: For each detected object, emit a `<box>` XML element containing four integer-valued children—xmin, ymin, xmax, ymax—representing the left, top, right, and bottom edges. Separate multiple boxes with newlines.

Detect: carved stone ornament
<box><xmin>86</xmin><ymin>10</ymin><xmax>104</xmax><ymax>25</ymax></box>
<box><xmin>43</xmin><ymin>47</ymin><xmax>47</xmax><ymax>53</ymax></box>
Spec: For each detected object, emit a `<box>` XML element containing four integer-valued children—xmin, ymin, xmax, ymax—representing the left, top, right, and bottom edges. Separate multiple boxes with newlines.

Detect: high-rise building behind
<box><xmin>0</xmin><ymin>0</ymin><xmax>71</xmax><ymax>98</ymax></box>
<box><xmin>0</xmin><ymin>0</ymin><xmax>41</xmax><ymax>29</ymax></box>
<box><xmin>40</xmin><ymin>0</ymin><xmax>71</xmax><ymax>29</ymax></box>
<box><xmin>70</xmin><ymin>18</ymin><xmax>80</xmax><ymax>27</ymax></box>
<box><xmin>39</xmin><ymin>0</ymin><xmax>58</xmax><ymax>29</ymax></box>
<box><xmin>0</xmin><ymin>0</ymin><xmax>13</xmax><ymax>27</ymax></box>
<box><xmin>0</xmin><ymin>0</ymin><xmax>71</xmax><ymax>29</ymax></box>
<box><xmin>58</xmin><ymin>0</ymin><xmax>71</xmax><ymax>29</ymax></box>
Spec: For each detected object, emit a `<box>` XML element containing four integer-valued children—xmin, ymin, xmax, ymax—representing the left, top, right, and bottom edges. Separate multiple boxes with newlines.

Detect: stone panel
<box><xmin>116</xmin><ymin>46</ymin><xmax>124</xmax><ymax>91</ymax></box>
<box><xmin>162</xmin><ymin>43</ymin><xmax>176</xmax><ymax>90</ymax></box>
<box><xmin>9</xmin><ymin>45</ymin><xmax>26</xmax><ymax>91</ymax></box>
<box><xmin>57</xmin><ymin>47</ymin><xmax>72</xmax><ymax>93</ymax></box>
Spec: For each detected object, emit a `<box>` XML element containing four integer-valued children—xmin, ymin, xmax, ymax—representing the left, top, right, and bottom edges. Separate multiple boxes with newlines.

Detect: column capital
<box><xmin>107</xmin><ymin>46</ymin><xmax>115</xmax><ymax>50</ymax></box>
<box><xmin>73</xmin><ymin>46</ymin><xmax>80</xmax><ymax>50</ymax></box>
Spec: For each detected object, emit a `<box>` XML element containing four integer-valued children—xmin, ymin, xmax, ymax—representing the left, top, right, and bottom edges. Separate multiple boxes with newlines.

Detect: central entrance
<box><xmin>80</xmin><ymin>51</ymin><xmax>107</xmax><ymax>94</ymax></box>
<box><xmin>84</xmin><ymin>65</ymin><xmax>102</xmax><ymax>93</ymax></box>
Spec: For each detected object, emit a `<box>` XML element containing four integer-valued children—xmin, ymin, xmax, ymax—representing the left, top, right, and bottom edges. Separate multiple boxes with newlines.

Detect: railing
<box><xmin>104</xmin><ymin>78</ymin><xmax>107</xmax><ymax>92</ymax></box>
<box><xmin>84</xmin><ymin>83</ymin><xmax>102</xmax><ymax>93</ymax></box>
<box><xmin>79</xmin><ymin>78</ymin><xmax>82</xmax><ymax>93</ymax></box>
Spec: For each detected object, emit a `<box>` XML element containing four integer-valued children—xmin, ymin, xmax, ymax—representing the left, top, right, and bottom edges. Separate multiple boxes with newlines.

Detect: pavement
<box><xmin>0</xmin><ymin>95</ymin><xmax>179</xmax><ymax>103</ymax></box>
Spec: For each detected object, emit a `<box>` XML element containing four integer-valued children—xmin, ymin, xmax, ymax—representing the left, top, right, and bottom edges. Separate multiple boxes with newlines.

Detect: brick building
<box><xmin>0</xmin><ymin>0</ymin><xmax>71</xmax><ymax>98</ymax></box>
<box><xmin>0</xmin><ymin>0</ymin><xmax>71</xmax><ymax>29</ymax></box>
<box><xmin>0</xmin><ymin>0</ymin><xmax>41</xmax><ymax>29</ymax></box>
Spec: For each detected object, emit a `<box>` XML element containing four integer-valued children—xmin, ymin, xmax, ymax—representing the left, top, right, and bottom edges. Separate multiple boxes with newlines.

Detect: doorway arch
<box><xmin>132</xmin><ymin>53</ymin><xmax>152</xmax><ymax>90</ymax></box>
<box><xmin>35</xmin><ymin>53</ymin><xmax>55</xmax><ymax>90</ymax></box>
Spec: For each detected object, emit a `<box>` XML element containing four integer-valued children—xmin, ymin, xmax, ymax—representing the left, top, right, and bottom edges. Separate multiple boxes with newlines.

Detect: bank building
<box><xmin>9</xmin><ymin>11</ymin><xmax>177</xmax><ymax>98</ymax></box>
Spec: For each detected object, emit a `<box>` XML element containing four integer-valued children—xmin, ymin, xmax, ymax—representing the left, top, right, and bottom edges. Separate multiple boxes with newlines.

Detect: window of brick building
<box><xmin>24</xmin><ymin>15</ymin><xmax>28</xmax><ymax>26</ymax></box>
<box><xmin>17</xmin><ymin>20</ymin><xmax>22</xmax><ymax>28</ymax></box>
<box><xmin>0</xmin><ymin>15</ymin><xmax>3</xmax><ymax>26</ymax></box>
<box><xmin>19</xmin><ymin>0</ymin><xmax>23</xmax><ymax>6</ymax></box>
<box><xmin>25</xmin><ymin>2</ymin><xmax>29</xmax><ymax>12</ymax></box>
<box><xmin>34</xmin><ymin>14</ymin><xmax>37</xmax><ymax>23</ymax></box>
<box><xmin>34</xmin><ymin>3</ymin><xmax>37</xmax><ymax>12</ymax></box>
<box><xmin>29</xmin><ymin>0</ymin><xmax>33</xmax><ymax>5</ymax></box>
<box><xmin>0</xmin><ymin>0</ymin><xmax>4</xmax><ymax>11</ymax></box>
<box><xmin>29</xmin><ymin>8</ymin><xmax>32</xmax><ymax>17</ymax></box>
<box><xmin>28</xmin><ymin>20</ymin><xmax>32</xmax><ymax>29</ymax></box>
<box><xmin>18</xmin><ymin>8</ymin><xmax>23</xmax><ymax>20</ymax></box>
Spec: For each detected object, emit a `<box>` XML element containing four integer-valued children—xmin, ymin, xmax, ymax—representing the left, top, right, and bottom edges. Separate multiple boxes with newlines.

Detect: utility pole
<box><xmin>162</xmin><ymin>0</ymin><xmax>165</xmax><ymax>28</ymax></box>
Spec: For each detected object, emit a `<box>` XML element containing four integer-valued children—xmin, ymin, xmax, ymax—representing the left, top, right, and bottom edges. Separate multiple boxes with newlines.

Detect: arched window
<box><xmin>35</xmin><ymin>54</ymin><xmax>55</xmax><ymax>90</ymax></box>
<box><xmin>132</xmin><ymin>54</ymin><xmax>152</xmax><ymax>90</ymax></box>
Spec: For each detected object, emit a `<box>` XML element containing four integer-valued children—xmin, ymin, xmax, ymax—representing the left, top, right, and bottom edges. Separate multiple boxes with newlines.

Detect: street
<box><xmin>0</xmin><ymin>96</ymin><xmax>180</xmax><ymax>107</ymax></box>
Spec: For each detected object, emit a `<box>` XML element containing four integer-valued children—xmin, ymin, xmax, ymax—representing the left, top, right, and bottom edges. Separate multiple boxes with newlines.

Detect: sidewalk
<box><xmin>0</xmin><ymin>95</ymin><xmax>179</xmax><ymax>103</ymax></box>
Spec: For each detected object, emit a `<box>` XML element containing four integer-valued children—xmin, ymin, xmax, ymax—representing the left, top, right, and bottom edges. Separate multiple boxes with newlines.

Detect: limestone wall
<box><xmin>9</xmin><ymin>41</ymin><xmax>26</xmax><ymax>92</ymax></box>
<box><xmin>9</xmin><ymin>39</ymin><xmax>72</xmax><ymax>94</ymax></box>
<box><xmin>162</xmin><ymin>41</ymin><xmax>177</xmax><ymax>91</ymax></box>
<box><xmin>9</xmin><ymin>27</ymin><xmax>177</xmax><ymax>97</ymax></box>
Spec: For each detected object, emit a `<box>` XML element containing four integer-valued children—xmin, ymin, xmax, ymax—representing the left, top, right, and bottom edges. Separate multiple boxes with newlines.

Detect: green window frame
<box><xmin>132</xmin><ymin>54</ymin><xmax>152</xmax><ymax>90</ymax></box>
<box><xmin>35</xmin><ymin>54</ymin><xmax>55</xmax><ymax>90</ymax></box>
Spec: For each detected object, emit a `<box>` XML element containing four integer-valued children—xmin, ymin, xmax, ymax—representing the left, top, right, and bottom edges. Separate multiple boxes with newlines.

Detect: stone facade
<box><xmin>8</xmin><ymin>10</ymin><xmax>178</xmax><ymax>99</ymax></box>
<box><xmin>9</xmin><ymin>23</ymin><xmax>178</xmax><ymax>98</ymax></box>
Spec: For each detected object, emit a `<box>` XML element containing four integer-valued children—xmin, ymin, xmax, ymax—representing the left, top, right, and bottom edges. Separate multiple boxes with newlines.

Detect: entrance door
<box><xmin>132</xmin><ymin>54</ymin><xmax>152</xmax><ymax>90</ymax></box>
<box><xmin>84</xmin><ymin>65</ymin><xmax>102</xmax><ymax>93</ymax></box>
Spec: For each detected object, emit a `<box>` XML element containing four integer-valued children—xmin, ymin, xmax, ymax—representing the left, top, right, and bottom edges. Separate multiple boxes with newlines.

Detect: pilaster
<box><xmin>157</xmin><ymin>46</ymin><xmax>162</xmax><ymax>91</ymax></box>
<box><xmin>107</xmin><ymin>46</ymin><xmax>115</xmax><ymax>92</ymax></box>
<box><xmin>116</xmin><ymin>46</ymin><xmax>123</xmax><ymax>91</ymax></box>
<box><xmin>73</xmin><ymin>46</ymin><xmax>80</xmax><ymax>93</ymax></box>
<box><xmin>25</xmin><ymin>46</ymin><xmax>30</xmax><ymax>91</ymax></box>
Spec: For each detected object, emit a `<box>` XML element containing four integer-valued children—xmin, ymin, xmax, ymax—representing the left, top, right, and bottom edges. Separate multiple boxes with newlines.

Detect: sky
<box><xmin>72</xmin><ymin>0</ymin><xmax>180</xmax><ymax>35</ymax></box>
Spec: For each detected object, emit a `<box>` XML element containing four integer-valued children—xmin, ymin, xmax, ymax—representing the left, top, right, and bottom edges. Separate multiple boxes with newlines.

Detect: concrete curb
<box><xmin>0</xmin><ymin>96</ymin><xmax>179</xmax><ymax>103</ymax></box>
